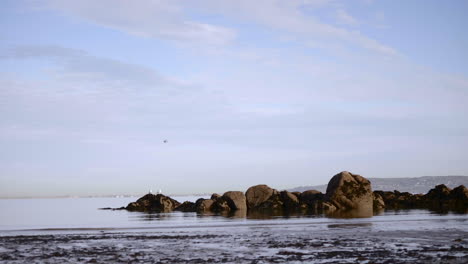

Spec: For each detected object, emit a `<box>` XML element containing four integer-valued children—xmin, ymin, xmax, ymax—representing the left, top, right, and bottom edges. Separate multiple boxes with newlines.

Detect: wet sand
<box><xmin>1</xmin><ymin>222</ymin><xmax>467</xmax><ymax>263</ymax></box>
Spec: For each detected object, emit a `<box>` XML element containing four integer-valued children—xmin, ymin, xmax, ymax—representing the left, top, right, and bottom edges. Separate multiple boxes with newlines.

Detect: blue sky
<box><xmin>1</xmin><ymin>0</ymin><xmax>467</xmax><ymax>198</ymax></box>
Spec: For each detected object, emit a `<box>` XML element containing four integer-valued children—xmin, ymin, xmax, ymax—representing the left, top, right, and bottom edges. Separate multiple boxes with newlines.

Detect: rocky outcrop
<box><xmin>121</xmin><ymin>172</ymin><xmax>467</xmax><ymax>215</ymax></box>
<box><xmin>325</xmin><ymin>171</ymin><xmax>373</xmax><ymax>211</ymax></box>
<box><xmin>375</xmin><ymin>184</ymin><xmax>468</xmax><ymax>211</ymax></box>
<box><xmin>126</xmin><ymin>193</ymin><xmax>180</xmax><ymax>212</ymax></box>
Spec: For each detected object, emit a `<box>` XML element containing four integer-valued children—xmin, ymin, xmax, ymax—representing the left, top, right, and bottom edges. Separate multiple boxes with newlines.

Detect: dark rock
<box><xmin>300</xmin><ymin>190</ymin><xmax>324</xmax><ymax>204</ymax></box>
<box><xmin>126</xmin><ymin>194</ymin><xmax>180</xmax><ymax>212</ymax></box>
<box><xmin>291</xmin><ymin>191</ymin><xmax>302</xmax><ymax>198</ymax></box>
<box><xmin>280</xmin><ymin>191</ymin><xmax>300</xmax><ymax>210</ymax></box>
<box><xmin>195</xmin><ymin>198</ymin><xmax>214</xmax><ymax>212</ymax></box>
<box><xmin>211</xmin><ymin>197</ymin><xmax>231</xmax><ymax>212</ymax></box>
<box><xmin>298</xmin><ymin>190</ymin><xmax>324</xmax><ymax>210</ymax></box>
<box><xmin>222</xmin><ymin>191</ymin><xmax>247</xmax><ymax>210</ymax></box>
<box><xmin>425</xmin><ymin>184</ymin><xmax>452</xmax><ymax>200</ymax></box>
<box><xmin>372</xmin><ymin>192</ymin><xmax>385</xmax><ymax>210</ymax></box>
<box><xmin>325</xmin><ymin>171</ymin><xmax>373</xmax><ymax>211</ymax></box>
<box><xmin>175</xmin><ymin>201</ymin><xmax>196</xmax><ymax>212</ymax></box>
<box><xmin>374</xmin><ymin>190</ymin><xmax>420</xmax><ymax>209</ymax></box>
<box><xmin>210</xmin><ymin>193</ymin><xmax>221</xmax><ymax>200</ymax></box>
<box><xmin>322</xmin><ymin>202</ymin><xmax>337</xmax><ymax>211</ymax></box>
<box><xmin>245</xmin><ymin>184</ymin><xmax>283</xmax><ymax>210</ymax></box>
<box><xmin>375</xmin><ymin>183</ymin><xmax>468</xmax><ymax>211</ymax></box>
<box><xmin>450</xmin><ymin>185</ymin><xmax>468</xmax><ymax>200</ymax></box>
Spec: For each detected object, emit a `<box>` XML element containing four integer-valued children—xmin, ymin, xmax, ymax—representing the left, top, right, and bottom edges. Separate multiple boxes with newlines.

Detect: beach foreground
<box><xmin>1</xmin><ymin>221</ymin><xmax>466</xmax><ymax>264</ymax></box>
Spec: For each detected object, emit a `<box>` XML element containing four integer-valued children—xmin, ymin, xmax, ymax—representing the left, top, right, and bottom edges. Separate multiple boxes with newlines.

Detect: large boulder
<box><xmin>245</xmin><ymin>184</ymin><xmax>282</xmax><ymax>210</ymax></box>
<box><xmin>245</xmin><ymin>185</ymin><xmax>274</xmax><ymax>208</ymax></box>
<box><xmin>222</xmin><ymin>191</ymin><xmax>247</xmax><ymax>210</ymax></box>
<box><xmin>126</xmin><ymin>193</ymin><xmax>180</xmax><ymax>212</ymax></box>
<box><xmin>195</xmin><ymin>198</ymin><xmax>214</xmax><ymax>212</ymax></box>
<box><xmin>325</xmin><ymin>171</ymin><xmax>373</xmax><ymax>211</ymax></box>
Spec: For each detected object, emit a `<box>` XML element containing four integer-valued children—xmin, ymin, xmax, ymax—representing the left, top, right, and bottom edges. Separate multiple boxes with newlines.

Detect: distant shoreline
<box><xmin>0</xmin><ymin>194</ymin><xmax>211</xmax><ymax>200</ymax></box>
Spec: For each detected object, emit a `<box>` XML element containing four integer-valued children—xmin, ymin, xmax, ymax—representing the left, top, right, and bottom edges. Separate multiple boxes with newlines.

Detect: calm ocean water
<box><xmin>0</xmin><ymin>196</ymin><xmax>467</xmax><ymax>236</ymax></box>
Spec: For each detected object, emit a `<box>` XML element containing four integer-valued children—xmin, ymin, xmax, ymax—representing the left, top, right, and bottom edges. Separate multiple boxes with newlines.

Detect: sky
<box><xmin>1</xmin><ymin>0</ymin><xmax>467</xmax><ymax>198</ymax></box>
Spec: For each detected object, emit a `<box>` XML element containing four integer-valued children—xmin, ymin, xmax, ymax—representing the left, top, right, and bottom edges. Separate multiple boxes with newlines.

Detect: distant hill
<box><xmin>289</xmin><ymin>176</ymin><xmax>468</xmax><ymax>194</ymax></box>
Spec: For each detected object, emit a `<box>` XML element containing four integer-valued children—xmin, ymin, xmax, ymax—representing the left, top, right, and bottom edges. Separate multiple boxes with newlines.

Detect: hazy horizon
<box><xmin>1</xmin><ymin>0</ymin><xmax>468</xmax><ymax>198</ymax></box>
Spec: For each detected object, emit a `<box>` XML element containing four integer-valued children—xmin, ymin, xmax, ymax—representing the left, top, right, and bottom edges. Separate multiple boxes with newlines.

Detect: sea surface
<box><xmin>0</xmin><ymin>197</ymin><xmax>467</xmax><ymax>263</ymax></box>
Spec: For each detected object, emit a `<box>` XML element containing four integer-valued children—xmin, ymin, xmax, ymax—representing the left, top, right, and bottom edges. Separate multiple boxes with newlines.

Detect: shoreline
<box><xmin>1</xmin><ymin>221</ymin><xmax>466</xmax><ymax>263</ymax></box>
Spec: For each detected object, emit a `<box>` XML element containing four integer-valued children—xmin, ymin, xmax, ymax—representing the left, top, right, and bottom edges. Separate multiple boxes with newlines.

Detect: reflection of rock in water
<box><xmin>196</xmin><ymin>209</ymin><xmax>247</xmax><ymax>219</ymax></box>
<box><xmin>327</xmin><ymin>223</ymin><xmax>373</xmax><ymax>229</ymax></box>
<box><xmin>325</xmin><ymin>208</ymin><xmax>374</xmax><ymax>219</ymax></box>
<box><xmin>129</xmin><ymin>212</ymin><xmax>175</xmax><ymax>222</ymax></box>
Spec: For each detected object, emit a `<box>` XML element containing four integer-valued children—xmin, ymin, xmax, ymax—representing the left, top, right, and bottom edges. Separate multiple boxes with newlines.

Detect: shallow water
<box><xmin>0</xmin><ymin>197</ymin><xmax>467</xmax><ymax>263</ymax></box>
<box><xmin>0</xmin><ymin>197</ymin><xmax>466</xmax><ymax>235</ymax></box>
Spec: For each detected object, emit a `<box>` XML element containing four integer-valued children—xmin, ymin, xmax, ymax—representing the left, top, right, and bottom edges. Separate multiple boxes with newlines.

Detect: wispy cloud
<box><xmin>40</xmin><ymin>0</ymin><xmax>397</xmax><ymax>56</ymax></box>
<box><xmin>43</xmin><ymin>0</ymin><xmax>236</xmax><ymax>45</ymax></box>
<box><xmin>189</xmin><ymin>0</ymin><xmax>398</xmax><ymax>56</ymax></box>
<box><xmin>336</xmin><ymin>9</ymin><xmax>359</xmax><ymax>26</ymax></box>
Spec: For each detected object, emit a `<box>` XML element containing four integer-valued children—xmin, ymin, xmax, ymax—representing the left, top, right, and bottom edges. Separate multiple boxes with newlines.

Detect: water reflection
<box><xmin>128</xmin><ymin>212</ymin><xmax>179</xmax><ymax>222</ymax></box>
<box><xmin>428</xmin><ymin>207</ymin><xmax>468</xmax><ymax>215</ymax></box>
<box><xmin>127</xmin><ymin>208</ymin><xmax>379</xmax><ymax>222</ymax></box>
<box><xmin>327</xmin><ymin>223</ymin><xmax>373</xmax><ymax>229</ymax></box>
<box><xmin>325</xmin><ymin>208</ymin><xmax>374</xmax><ymax>219</ymax></box>
<box><xmin>196</xmin><ymin>210</ymin><xmax>247</xmax><ymax>219</ymax></box>
<box><xmin>125</xmin><ymin>207</ymin><xmax>467</xmax><ymax>223</ymax></box>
